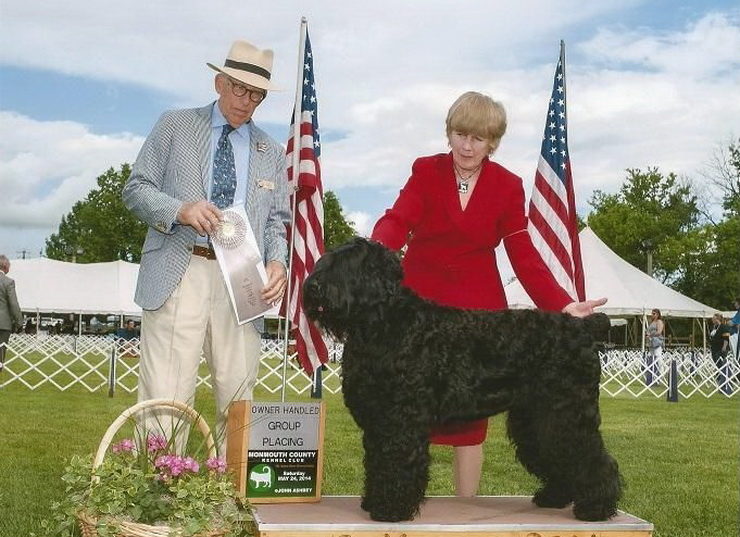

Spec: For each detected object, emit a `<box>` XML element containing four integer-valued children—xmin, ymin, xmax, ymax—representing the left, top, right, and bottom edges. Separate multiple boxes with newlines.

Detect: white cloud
<box><xmin>580</xmin><ymin>12</ymin><xmax>740</xmax><ymax>76</ymax></box>
<box><xmin>345</xmin><ymin>211</ymin><xmax>372</xmax><ymax>237</ymax></box>
<box><xmin>0</xmin><ymin>111</ymin><xmax>143</xmax><ymax>227</ymax></box>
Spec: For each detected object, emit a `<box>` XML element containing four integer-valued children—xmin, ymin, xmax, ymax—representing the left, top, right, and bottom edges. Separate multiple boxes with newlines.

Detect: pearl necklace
<box><xmin>455</xmin><ymin>163</ymin><xmax>481</xmax><ymax>194</ymax></box>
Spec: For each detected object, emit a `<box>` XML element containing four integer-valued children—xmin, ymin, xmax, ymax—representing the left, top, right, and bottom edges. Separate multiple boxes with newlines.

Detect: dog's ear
<box><xmin>583</xmin><ymin>313</ymin><xmax>610</xmax><ymax>340</ymax></box>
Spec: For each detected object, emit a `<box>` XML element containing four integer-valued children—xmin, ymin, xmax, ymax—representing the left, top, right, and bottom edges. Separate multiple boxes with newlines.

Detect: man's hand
<box><xmin>177</xmin><ymin>201</ymin><xmax>222</xmax><ymax>236</ymax></box>
<box><xmin>562</xmin><ymin>297</ymin><xmax>608</xmax><ymax>318</ymax></box>
<box><xmin>262</xmin><ymin>261</ymin><xmax>288</xmax><ymax>305</ymax></box>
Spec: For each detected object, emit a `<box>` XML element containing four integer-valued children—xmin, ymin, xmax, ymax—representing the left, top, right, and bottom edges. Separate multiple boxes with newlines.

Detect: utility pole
<box><xmin>640</xmin><ymin>239</ymin><xmax>654</xmax><ymax>278</ymax></box>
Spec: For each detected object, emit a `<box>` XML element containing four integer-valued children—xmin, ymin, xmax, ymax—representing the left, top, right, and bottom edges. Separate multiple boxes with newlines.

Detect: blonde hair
<box><xmin>445</xmin><ymin>91</ymin><xmax>507</xmax><ymax>154</ymax></box>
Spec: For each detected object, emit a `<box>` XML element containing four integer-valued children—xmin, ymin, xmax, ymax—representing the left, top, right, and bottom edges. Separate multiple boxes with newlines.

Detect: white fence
<box><xmin>1</xmin><ymin>334</ymin><xmax>737</xmax><ymax>398</ymax></box>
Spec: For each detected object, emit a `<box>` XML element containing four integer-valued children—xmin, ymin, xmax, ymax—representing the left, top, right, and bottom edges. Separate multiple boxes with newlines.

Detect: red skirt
<box><xmin>430</xmin><ymin>418</ymin><xmax>488</xmax><ymax>446</ymax></box>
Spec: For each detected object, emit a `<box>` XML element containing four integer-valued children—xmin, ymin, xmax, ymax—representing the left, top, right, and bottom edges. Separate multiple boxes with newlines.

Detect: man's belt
<box><xmin>192</xmin><ymin>244</ymin><xmax>217</xmax><ymax>260</ymax></box>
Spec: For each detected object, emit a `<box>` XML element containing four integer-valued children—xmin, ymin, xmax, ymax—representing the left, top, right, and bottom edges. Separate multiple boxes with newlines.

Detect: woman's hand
<box><xmin>562</xmin><ymin>297</ymin><xmax>608</xmax><ymax>318</ymax></box>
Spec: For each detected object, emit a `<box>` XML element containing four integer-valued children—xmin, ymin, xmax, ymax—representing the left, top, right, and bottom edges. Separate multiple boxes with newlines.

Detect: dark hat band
<box><xmin>224</xmin><ymin>59</ymin><xmax>271</xmax><ymax>80</ymax></box>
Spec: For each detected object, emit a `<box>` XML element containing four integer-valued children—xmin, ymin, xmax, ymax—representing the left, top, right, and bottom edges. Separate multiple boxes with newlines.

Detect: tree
<box><xmin>45</xmin><ymin>164</ymin><xmax>147</xmax><ymax>263</ymax></box>
<box><xmin>587</xmin><ymin>167</ymin><xmax>700</xmax><ymax>282</ymax></box>
<box><xmin>675</xmin><ymin>138</ymin><xmax>740</xmax><ymax>308</ymax></box>
<box><xmin>322</xmin><ymin>190</ymin><xmax>357</xmax><ymax>250</ymax></box>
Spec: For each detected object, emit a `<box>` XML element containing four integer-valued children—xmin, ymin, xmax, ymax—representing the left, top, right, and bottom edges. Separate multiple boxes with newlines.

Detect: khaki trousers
<box><xmin>138</xmin><ymin>254</ymin><xmax>261</xmax><ymax>455</ymax></box>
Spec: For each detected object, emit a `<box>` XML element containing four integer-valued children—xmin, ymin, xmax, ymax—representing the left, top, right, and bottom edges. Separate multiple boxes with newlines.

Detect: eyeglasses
<box><xmin>227</xmin><ymin>78</ymin><xmax>266</xmax><ymax>103</ymax></box>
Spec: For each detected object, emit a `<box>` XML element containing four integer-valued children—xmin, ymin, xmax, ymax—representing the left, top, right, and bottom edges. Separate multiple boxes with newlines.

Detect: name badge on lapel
<box><xmin>258</xmin><ymin>180</ymin><xmax>275</xmax><ymax>190</ymax></box>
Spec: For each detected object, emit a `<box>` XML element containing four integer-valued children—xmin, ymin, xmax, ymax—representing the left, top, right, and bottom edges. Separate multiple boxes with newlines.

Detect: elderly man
<box><xmin>123</xmin><ymin>40</ymin><xmax>290</xmax><ymax>450</ymax></box>
<box><xmin>0</xmin><ymin>255</ymin><xmax>23</xmax><ymax>370</ymax></box>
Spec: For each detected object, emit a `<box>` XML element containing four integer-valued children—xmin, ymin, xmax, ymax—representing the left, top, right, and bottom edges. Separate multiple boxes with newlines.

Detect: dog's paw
<box><xmin>572</xmin><ymin>499</ymin><xmax>618</xmax><ymax>521</ymax></box>
<box><xmin>369</xmin><ymin>508</ymin><xmax>416</xmax><ymax>522</ymax></box>
<box><xmin>532</xmin><ymin>485</ymin><xmax>573</xmax><ymax>509</ymax></box>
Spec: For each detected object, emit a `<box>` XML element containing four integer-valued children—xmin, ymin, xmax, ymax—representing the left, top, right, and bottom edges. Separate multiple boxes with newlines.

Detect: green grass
<box><xmin>0</xmin><ymin>384</ymin><xmax>737</xmax><ymax>537</ymax></box>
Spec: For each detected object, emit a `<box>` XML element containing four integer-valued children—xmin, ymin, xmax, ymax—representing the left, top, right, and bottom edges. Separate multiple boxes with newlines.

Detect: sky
<box><xmin>1</xmin><ymin>0</ymin><xmax>739</xmax><ymax>263</ymax></box>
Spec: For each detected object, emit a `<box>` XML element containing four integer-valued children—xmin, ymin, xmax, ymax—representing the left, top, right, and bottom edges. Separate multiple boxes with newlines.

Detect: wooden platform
<box><xmin>253</xmin><ymin>495</ymin><xmax>653</xmax><ymax>536</ymax></box>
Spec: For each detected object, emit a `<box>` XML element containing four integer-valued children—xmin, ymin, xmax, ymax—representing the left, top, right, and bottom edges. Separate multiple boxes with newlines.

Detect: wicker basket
<box><xmin>76</xmin><ymin>398</ymin><xmax>227</xmax><ymax>537</ymax></box>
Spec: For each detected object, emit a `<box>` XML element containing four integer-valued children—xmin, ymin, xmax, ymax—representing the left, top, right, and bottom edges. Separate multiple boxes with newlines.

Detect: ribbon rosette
<box><xmin>211</xmin><ymin>210</ymin><xmax>247</xmax><ymax>250</ymax></box>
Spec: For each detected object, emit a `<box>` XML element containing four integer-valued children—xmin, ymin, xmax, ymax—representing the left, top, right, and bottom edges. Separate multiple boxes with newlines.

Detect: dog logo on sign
<box><xmin>249</xmin><ymin>464</ymin><xmax>274</xmax><ymax>489</ymax></box>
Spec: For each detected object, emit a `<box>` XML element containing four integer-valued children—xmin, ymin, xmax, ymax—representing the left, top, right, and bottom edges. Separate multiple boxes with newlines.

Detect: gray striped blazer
<box><xmin>123</xmin><ymin>103</ymin><xmax>290</xmax><ymax>311</ymax></box>
<box><xmin>0</xmin><ymin>271</ymin><xmax>22</xmax><ymax>331</ymax></box>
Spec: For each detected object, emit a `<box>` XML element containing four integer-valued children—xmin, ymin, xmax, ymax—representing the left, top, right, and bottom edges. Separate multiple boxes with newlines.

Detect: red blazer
<box><xmin>372</xmin><ymin>152</ymin><xmax>572</xmax><ymax>313</ymax></box>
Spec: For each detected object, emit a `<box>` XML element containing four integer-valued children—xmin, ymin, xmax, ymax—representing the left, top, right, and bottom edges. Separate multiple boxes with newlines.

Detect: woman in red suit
<box><xmin>371</xmin><ymin>91</ymin><xmax>606</xmax><ymax>497</ymax></box>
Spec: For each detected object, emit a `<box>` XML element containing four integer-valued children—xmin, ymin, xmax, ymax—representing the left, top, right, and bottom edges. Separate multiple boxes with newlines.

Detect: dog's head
<box><xmin>302</xmin><ymin>237</ymin><xmax>403</xmax><ymax>339</ymax></box>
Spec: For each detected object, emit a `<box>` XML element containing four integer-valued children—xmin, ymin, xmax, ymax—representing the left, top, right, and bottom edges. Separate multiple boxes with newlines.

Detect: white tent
<box><xmin>9</xmin><ymin>257</ymin><xmax>141</xmax><ymax>316</ymax></box>
<box><xmin>505</xmin><ymin>227</ymin><xmax>719</xmax><ymax>319</ymax></box>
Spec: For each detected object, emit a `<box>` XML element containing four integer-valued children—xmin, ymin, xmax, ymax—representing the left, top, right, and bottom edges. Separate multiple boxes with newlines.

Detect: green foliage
<box><xmin>587</xmin><ymin>167</ymin><xmax>700</xmax><ymax>278</ymax></box>
<box><xmin>45</xmin><ymin>164</ymin><xmax>147</xmax><ymax>263</ymax></box>
<box><xmin>323</xmin><ymin>190</ymin><xmax>357</xmax><ymax>250</ymax></box>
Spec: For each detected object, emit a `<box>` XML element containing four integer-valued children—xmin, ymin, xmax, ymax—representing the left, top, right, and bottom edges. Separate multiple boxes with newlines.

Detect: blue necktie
<box><xmin>211</xmin><ymin>124</ymin><xmax>236</xmax><ymax>208</ymax></box>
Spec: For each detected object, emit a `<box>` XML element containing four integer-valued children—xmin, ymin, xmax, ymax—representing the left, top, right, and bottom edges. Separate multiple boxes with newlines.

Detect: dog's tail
<box><xmin>583</xmin><ymin>312</ymin><xmax>610</xmax><ymax>340</ymax></box>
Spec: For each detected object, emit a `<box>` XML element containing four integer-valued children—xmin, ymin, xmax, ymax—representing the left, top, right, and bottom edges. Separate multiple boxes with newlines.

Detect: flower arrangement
<box><xmin>40</xmin><ymin>401</ymin><xmax>253</xmax><ymax>537</ymax></box>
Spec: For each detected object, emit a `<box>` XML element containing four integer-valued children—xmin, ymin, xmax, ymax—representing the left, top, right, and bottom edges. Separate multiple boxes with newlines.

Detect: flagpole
<box><xmin>560</xmin><ymin>40</ymin><xmax>567</xmax><ymax>123</ymax></box>
<box><xmin>280</xmin><ymin>16</ymin><xmax>308</xmax><ymax>403</ymax></box>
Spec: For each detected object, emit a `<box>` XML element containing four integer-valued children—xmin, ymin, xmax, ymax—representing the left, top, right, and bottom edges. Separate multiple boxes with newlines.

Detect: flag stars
<box><xmin>557</xmin><ymin>85</ymin><xmax>563</xmax><ymax>94</ymax></box>
<box><xmin>558</xmin><ymin>99</ymin><xmax>564</xmax><ymax>107</ymax></box>
<box><xmin>549</xmin><ymin>121</ymin><xmax>556</xmax><ymax>129</ymax></box>
<box><xmin>549</xmin><ymin>109</ymin><xmax>555</xmax><ymax>117</ymax></box>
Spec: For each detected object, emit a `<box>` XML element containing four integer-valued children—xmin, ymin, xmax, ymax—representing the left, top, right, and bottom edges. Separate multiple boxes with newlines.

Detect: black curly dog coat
<box><xmin>303</xmin><ymin>238</ymin><xmax>622</xmax><ymax>523</ymax></box>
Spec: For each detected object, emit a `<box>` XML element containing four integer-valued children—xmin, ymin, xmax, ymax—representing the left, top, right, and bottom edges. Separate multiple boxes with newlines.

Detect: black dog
<box><xmin>303</xmin><ymin>237</ymin><xmax>621</xmax><ymax>523</ymax></box>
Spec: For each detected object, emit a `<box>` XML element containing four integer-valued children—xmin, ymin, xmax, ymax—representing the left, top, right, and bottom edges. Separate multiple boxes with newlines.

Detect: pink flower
<box><xmin>182</xmin><ymin>457</ymin><xmax>200</xmax><ymax>473</ymax></box>
<box><xmin>111</xmin><ymin>438</ymin><xmax>135</xmax><ymax>454</ymax></box>
<box><xmin>154</xmin><ymin>454</ymin><xmax>199</xmax><ymax>478</ymax></box>
<box><xmin>147</xmin><ymin>434</ymin><xmax>168</xmax><ymax>453</ymax></box>
<box><xmin>206</xmin><ymin>457</ymin><xmax>227</xmax><ymax>474</ymax></box>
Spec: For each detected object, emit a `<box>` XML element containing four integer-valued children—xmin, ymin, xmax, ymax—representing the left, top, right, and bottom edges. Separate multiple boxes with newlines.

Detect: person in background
<box><xmin>709</xmin><ymin>313</ymin><xmax>732</xmax><ymax>395</ymax></box>
<box><xmin>0</xmin><ymin>255</ymin><xmax>23</xmax><ymax>371</ymax></box>
<box><xmin>730</xmin><ymin>297</ymin><xmax>740</xmax><ymax>359</ymax></box>
<box><xmin>645</xmin><ymin>308</ymin><xmax>665</xmax><ymax>386</ymax></box>
<box><xmin>371</xmin><ymin>91</ymin><xmax>606</xmax><ymax>497</ymax></box>
<box><xmin>117</xmin><ymin>319</ymin><xmax>139</xmax><ymax>340</ymax></box>
<box><xmin>122</xmin><ymin>39</ymin><xmax>290</xmax><ymax>452</ymax></box>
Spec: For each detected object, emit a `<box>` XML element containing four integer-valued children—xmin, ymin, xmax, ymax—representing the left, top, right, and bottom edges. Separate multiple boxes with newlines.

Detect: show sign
<box><xmin>226</xmin><ymin>400</ymin><xmax>325</xmax><ymax>503</ymax></box>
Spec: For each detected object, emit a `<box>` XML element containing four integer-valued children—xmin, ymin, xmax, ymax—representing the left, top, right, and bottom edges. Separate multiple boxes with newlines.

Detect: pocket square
<box><xmin>258</xmin><ymin>180</ymin><xmax>275</xmax><ymax>190</ymax></box>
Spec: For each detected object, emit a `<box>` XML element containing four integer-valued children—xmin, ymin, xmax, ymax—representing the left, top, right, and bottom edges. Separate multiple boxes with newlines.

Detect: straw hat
<box><xmin>207</xmin><ymin>40</ymin><xmax>280</xmax><ymax>91</ymax></box>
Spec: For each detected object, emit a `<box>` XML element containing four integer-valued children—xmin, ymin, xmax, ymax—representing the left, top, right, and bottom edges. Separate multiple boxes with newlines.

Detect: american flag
<box><xmin>527</xmin><ymin>42</ymin><xmax>585</xmax><ymax>301</ymax></box>
<box><xmin>285</xmin><ymin>26</ymin><xmax>329</xmax><ymax>374</ymax></box>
